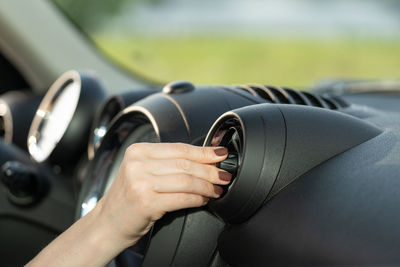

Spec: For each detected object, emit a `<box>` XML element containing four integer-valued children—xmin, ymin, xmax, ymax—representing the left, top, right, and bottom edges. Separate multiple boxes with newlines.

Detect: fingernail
<box><xmin>219</xmin><ymin>171</ymin><xmax>232</xmax><ymax>181</ymax></box>
<box><xmin>214</xmin><ymin>186</ymin><xmax>224</xmax><ymax>197</ymax></box>
<box><xmin>214</xmin><ymin>147</ymin><xmax>228</xmax><ymax>156</ymax></box>
<box><xmin>203</xmin><ymin>198</ymin><xmax>210</xmax><ymax>205</ymax></box>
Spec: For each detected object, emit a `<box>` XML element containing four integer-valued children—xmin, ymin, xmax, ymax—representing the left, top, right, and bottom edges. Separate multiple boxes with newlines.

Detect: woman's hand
<box><xmin>97</xmin><ymin>142</ymin><xmax>231</xmax><ymax>246</ymax></box>
<box><xmin>26</xmin><ymin>143</ymin><xmax>230</xmax><ymax>267</ymax></box>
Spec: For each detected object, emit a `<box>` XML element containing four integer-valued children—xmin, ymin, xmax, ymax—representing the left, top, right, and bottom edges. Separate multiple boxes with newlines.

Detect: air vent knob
<box><xmin>1</xmin><ymin>161</ymin><xmax>45</xmax><ymax>205</ymax></box>
<box><xmin>219</xmin><ymin>153</ymin><xmax>239</xmax><ymax>176</ymax></box>
<box><xmin>217</xmin><ymin>126</ymin><xmax>242</xmax><ymax>179</ymax></box>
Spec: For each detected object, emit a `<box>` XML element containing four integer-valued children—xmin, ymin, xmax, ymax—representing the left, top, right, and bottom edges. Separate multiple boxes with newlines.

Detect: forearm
<box><xmin>26</xmin><ymin>202</ymin><xmax>132</xmax><ymax>267</ymax></box>
<box><xmin>26</xmin><ymin>143</ymin><xmax>228</xmax><ymax>266</ymax></box>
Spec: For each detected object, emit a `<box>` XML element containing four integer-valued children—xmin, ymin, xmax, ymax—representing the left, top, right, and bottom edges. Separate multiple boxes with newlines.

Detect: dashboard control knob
<box><xmin>1</xmin><ymin>161</ymin><xmax>44</xmax><ymax>205</ymax></box>
<box><xmin>162</xmin><ymin>81</ymin><xmax>195</xmax><ymax>94</ymax></box>
<box><xmin>216</xmin><ymin>125</ymin><xmax>242</xmax><ymax>191</ymax></box>
<box><xmin>219</xmin><ymin>153</ymin><xmax>239</xmax><ymax>176</ymax></box>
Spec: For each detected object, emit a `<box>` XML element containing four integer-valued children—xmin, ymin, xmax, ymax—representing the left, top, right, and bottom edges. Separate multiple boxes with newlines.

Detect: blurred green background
<box><xmin>53</xmin><ymin>0</ymin><xmax>400</xmax><ymax>87</ymax></box>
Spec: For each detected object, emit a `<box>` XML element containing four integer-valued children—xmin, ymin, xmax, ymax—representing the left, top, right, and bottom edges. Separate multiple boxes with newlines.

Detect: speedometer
<box><xmin>27</xmin><ymin>70</ymin><xmax>106</xmax><ymax>165</ymax></box>
<box><xmin>87</xmin><ymin>88</ymin><xmax>158</xmax><ymax>160</ymax></box>
<box><xmin>28</xmin><ymin>73</ymin><xmax>80</xmax><ymax>162</ymax></box>
<box><xmin>103</xmin><ymin>123</ymin><xmax>158</xmax><ymax>194</ymax></box>
<box><xmin>80</xmin><ymin>111</ymin><xmax>160</xmax><ymax>218</ymax></box>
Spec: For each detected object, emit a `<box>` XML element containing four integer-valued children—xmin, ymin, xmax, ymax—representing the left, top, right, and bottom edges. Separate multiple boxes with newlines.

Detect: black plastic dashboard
<box><xmin>84</xmin><ymin>79</ymin><xmax>400</xmax><ymax>266</ymax></box>
<box><xmin>0</xmin><ymin>70</ymin><xmax>400</xmax><ymax>266</ymax></box>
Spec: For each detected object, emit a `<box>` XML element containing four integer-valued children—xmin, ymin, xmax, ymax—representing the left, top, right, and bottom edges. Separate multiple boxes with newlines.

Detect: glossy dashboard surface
<box><xmin>77</xmin><ymin>81</ymin><xmax>400</xmax><ymax>266</ymax></box>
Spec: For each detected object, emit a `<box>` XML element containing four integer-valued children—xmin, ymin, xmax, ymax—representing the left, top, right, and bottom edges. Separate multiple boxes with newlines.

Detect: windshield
<box><xmin>53</xmin><ymin>0</ymin><xmax>400</xmax><ymax>88</ymax></box>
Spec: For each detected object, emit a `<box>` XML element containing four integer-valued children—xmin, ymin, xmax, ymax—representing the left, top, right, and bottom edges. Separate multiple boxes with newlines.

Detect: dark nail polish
<box><xmin>214</xmin><ymin>186</ymin><xmax>224</xmax><ymax>196</ymax></box>
<box><xmin>219</xmin><ymin>171</ymin><xmax>232</xmax><ymax>181</ymax></box>
<box><xmin>214</xmin><ymin>147</ymin><xmax>228</xmax><ymax>156</ymax></box>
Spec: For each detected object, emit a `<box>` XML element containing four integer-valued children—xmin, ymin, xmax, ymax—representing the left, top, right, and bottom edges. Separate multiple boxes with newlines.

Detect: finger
<box><xmin>155</xmin><ymin>193</ymin><xmax>210</xmax><ymax>213</ymax></box>
<box><xmin>128</xmin><ymin>143</ymin><xmax>228</xmax><ymax>163</ymax></box>
<box><xmin>152</xmin><ymin>174</ymin><xmax>224</xmax><ymax>198</ymax></box>
<box><xmin>147</xmin><ymin>159</ymin><xmax>232</xmax><ymax>185</ymax></box>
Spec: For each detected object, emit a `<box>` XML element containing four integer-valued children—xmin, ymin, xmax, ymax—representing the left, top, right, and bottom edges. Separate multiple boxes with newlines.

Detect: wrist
<box><xmin>92</xmin><ymin>199</ymin><xmax>140</xmax><ymax>252</ymax></box>
<box><xmin>88</xmin><ymin>201</ymin><xmax>136</xmax><ymax>255</ymax></box>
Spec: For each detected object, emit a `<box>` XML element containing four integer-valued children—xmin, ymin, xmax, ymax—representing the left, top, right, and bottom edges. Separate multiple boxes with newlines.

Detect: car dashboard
<box><xmin>0</xmin><ymin>67</ymin><xmax>400</xmax><ymax>266</ymax></box>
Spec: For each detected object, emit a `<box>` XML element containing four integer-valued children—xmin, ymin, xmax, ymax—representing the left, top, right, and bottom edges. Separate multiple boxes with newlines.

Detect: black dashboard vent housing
<box><xmin>204</xmin><ymin>103</ymin><xmax>381</xmax><ymax>224</ymax></box>
<box><xmin>231</xmin><ymin>84</ymin><xmax>348</xmax><ymax>109</ymax></box>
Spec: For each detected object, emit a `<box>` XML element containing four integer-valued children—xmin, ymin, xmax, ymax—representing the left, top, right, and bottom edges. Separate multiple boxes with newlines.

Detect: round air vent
<box><xmin>204</xmin><ymin>104</ymin><xmax>381</xmax><ymax>223</ymax></box>
<box><xmin>209</xmin><ymin>118</ymin><xmax>243</xmax><ymax>193</ymax></box>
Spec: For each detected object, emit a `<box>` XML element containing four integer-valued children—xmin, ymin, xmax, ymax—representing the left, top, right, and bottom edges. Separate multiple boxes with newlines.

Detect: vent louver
<box><xmin>232</xmin><ymin>84</ymin><xmax>348</xmax><ymax>110</ymax></box>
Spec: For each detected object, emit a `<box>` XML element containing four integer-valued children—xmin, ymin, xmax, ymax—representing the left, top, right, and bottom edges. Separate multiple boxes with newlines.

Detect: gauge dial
<box><xmin>28</xmin><ymin>71</ymin><xmax>81</xmax><ymax>162</ymax></box>
<box><xmin>0</xmin><ymin>100</ymin><xmax>12</xmax><ymax>143</ymax></box>
<box><xmin>103</xmin><ymin>123</ymin><xmax>158</xmax><ymax>194</ymax></box>
<box><xmin>88</xmin><ymin>96</ymin><xmax>124</xmax><ymax>160</ymax></box>
<box><xmin>81</xmin><ymin>119</ymin><xmax>159</xmax><ymax>217</ymax></box>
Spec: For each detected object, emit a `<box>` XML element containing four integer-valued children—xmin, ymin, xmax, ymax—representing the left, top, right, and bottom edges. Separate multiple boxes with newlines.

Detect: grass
<box><xmin>92</xmin><ymin>34</ymin><xmax>400</xmax><ymax>88</ymax></box>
